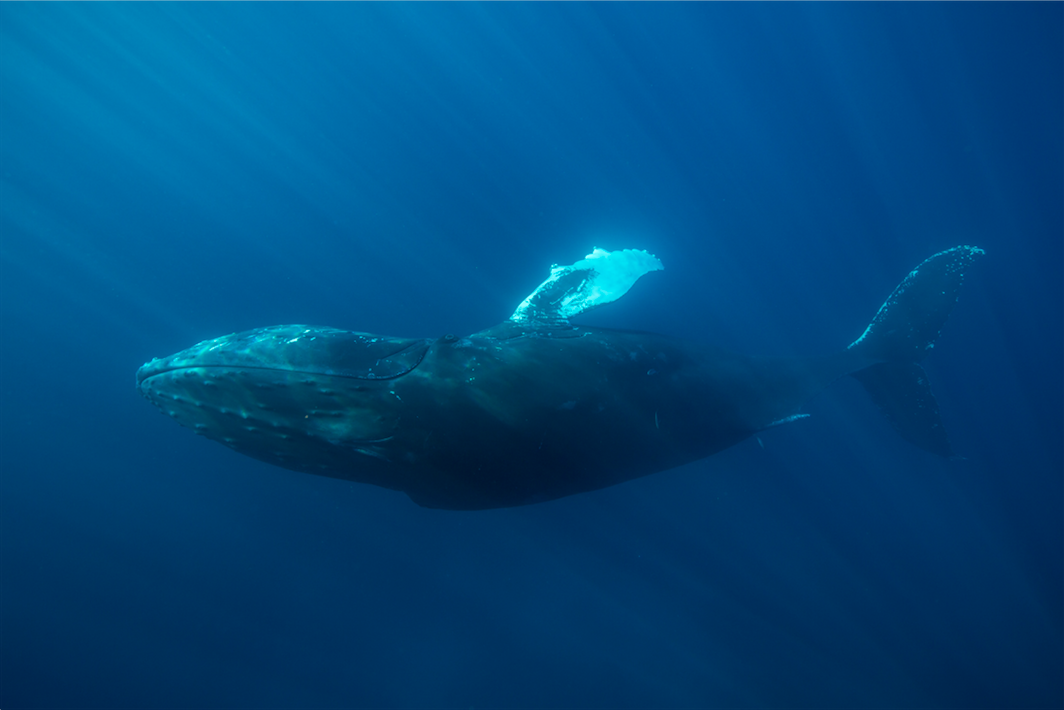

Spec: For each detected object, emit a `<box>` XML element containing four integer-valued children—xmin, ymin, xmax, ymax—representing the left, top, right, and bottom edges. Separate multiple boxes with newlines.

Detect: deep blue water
<box><xmin>2</xmin><ymin>4</ymin><xmax>1061</xmax><ymax>708</ymax></box>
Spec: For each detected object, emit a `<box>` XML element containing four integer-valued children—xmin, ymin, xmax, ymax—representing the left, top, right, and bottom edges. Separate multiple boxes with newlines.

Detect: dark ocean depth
<box><xmin>1</xmin><ymin>3</ymin><xmax>1061</xmax><ymax>708</ymax></box>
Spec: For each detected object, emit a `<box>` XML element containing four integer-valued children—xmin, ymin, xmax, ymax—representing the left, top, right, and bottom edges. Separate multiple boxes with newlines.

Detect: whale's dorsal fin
<box><xmin>509</xmin><ymin>248</ymin><xmax>663</xmax><ymax>327</ymax></box>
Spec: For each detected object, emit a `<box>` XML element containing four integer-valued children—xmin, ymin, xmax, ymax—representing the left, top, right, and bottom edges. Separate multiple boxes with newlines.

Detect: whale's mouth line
<box><xmin>137</xmin><ymin>364</ymin><xmax>272</xmax><ymax>389</ymax></box>
<box><xmin>136</xmin><ymin>363</ymin><xmax>414</xmax><ymax>390</ymax></box>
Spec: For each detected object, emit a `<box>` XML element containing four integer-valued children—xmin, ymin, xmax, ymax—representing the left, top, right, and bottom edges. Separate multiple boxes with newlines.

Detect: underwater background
<box><xmin>1</xmin><ymin>3</ymin><xmax>1061</xmax><ymax>708</ymax></box>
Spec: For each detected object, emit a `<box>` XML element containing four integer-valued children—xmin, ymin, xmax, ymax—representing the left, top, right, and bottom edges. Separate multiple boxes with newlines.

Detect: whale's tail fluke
<box><xmin>846</xmin><ymin>246</ymin><xmax>984</xmax><ymax>457</ymax></box>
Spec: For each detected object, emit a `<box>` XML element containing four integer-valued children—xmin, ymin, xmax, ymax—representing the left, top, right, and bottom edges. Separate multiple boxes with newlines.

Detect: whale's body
<box><xmin>137</xmin><ymin>246</ymin><xmax>983</xmax><ymax>509</ymax></box>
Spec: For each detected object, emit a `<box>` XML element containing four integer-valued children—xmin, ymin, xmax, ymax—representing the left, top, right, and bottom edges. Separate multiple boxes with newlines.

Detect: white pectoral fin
<box><xmin>510</xmin><ymin>248</ymin><xmax>663</xmax><ymax>327</ymax></box>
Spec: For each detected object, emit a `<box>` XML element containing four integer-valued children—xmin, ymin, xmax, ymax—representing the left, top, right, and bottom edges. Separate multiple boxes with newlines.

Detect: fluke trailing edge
<box><xmin>137</xmin><ymin>246</ymin><xmax>984</xmax><ymax>510</ymax></box>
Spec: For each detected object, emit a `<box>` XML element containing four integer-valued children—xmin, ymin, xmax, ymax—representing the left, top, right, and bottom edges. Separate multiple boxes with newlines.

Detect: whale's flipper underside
<box><xmin>510</xmin><ymin>248</ymin><xmax>663</xmax><ymax>328</ymax></box>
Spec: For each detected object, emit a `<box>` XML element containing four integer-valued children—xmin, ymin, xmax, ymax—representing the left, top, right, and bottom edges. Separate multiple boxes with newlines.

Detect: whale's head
<box><xmin>136</xmin><ymin>325</ymin><xmax>432</xmax><ymax>483</ymax></box>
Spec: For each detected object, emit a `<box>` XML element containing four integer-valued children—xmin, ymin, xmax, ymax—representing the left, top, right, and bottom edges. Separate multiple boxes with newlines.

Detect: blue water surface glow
<box><xmin>1</xmin><ymin>4</ymin><xmax>1061</xmax><ymax>709</ymax></box>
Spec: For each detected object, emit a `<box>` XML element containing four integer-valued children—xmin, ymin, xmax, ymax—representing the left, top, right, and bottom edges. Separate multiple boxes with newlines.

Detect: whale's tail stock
<box><xmin>843</xmin><ymin>245</ymin><xmax>985</xmax><ymax>457</ymax></box>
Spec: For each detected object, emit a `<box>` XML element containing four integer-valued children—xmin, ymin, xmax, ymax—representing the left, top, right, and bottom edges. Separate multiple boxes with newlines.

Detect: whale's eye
<box><xmin>442</xmin><ymin>334</ymin><xmax>457</xmax><ymax>343</ymax></box>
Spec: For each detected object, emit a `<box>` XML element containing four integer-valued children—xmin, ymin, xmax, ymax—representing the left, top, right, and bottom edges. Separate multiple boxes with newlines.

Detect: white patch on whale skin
<box><xmin>767</xmin><ymin>413</ymin><xmax>811</xmax><ymax>428</ymax></box>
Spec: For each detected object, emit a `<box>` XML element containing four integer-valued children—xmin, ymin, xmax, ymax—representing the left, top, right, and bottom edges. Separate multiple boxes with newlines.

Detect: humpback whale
<box><xmin>137</xmin><ymin>246</ymin><xmax>983</xmax><ymax>510</ymax></box>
